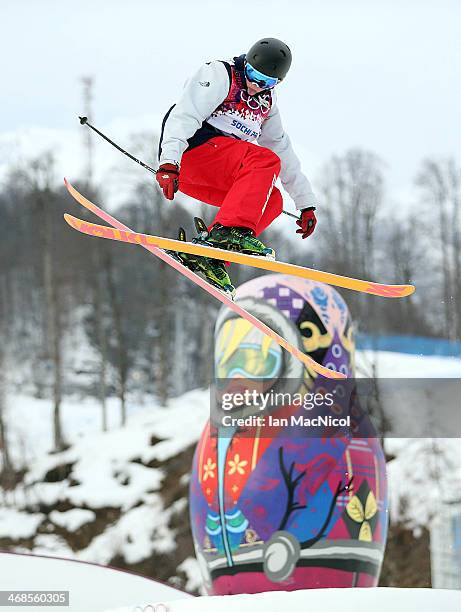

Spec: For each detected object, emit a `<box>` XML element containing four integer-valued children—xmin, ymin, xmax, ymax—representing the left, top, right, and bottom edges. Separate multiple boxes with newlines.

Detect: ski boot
<box><xmin>193</xmin><ymin>217</ymin><xmax>276</xmax><ymax>259</ymax></box>
<box><xmin>167</xmin><ymin>228</ymin><xmax>236</xmax><ymax>299</ymax></box>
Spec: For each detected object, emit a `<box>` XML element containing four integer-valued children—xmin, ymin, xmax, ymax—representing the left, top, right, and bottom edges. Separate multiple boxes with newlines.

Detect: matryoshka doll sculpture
<box><xmin>189</xmin><ymin>274</ymin><xmax>388</xmax><ymax>594</ymax></box>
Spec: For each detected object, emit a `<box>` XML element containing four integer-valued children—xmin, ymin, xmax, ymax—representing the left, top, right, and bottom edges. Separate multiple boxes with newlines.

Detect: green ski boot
<box><xmin>194</xmin><ymin>217</ymin><xmax>276</xmax><ymax>259</ymax></box>
<box><xmin>167</xmin><ymin>228</ymin><xmax>236</xmax><ymax>299</ymax></box>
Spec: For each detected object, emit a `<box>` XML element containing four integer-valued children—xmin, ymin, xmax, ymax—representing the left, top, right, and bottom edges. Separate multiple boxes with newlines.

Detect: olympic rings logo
<box><xmin>131</xmin><ymin>604</ymin><xmax>168</xmax><ymax>612</ymax></box>
<box><xmin>240</xmin><ymin>90</ymin><xmax>271</xmax><ymax>114</ymax></box>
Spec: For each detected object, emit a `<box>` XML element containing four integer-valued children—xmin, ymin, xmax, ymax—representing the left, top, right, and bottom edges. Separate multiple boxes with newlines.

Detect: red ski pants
<box><xmin>178</xmin><ymin>136</ymin><xmax>283</xmax><ymax>236</ymax></box>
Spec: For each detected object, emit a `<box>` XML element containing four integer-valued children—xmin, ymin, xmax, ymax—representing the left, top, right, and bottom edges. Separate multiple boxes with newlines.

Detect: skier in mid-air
<box><xmin>156</xmin><ymin>37</ymin><xmax>318</xmax><ymax>296</ymax></box>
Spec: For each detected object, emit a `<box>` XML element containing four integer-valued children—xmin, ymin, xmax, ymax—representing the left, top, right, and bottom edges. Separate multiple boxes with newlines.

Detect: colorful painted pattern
<box><xmin>189</xmin><ymin>275</ymin><xmax>389</xmax><ymax>594</ymax></box>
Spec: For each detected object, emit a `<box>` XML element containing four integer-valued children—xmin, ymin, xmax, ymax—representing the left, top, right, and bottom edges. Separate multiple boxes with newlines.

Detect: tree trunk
<box><xmin>93</xmin><ymin>243</ymin><xmax>108</xmax><ymax>431</ymax></box>
<box><xmin>0</xmin><ymin>333</ymin><xmax>12</xmax><ymax>475</ymax></box>
<box><xmin>42</xmin><ymin>189</ymin><xmax>66</xmax><ymax>451</ymax></box>
<box><xmin>104</xmin><ymin>251</ymin><xmax>128</xmax><ymax>426</ymax></box>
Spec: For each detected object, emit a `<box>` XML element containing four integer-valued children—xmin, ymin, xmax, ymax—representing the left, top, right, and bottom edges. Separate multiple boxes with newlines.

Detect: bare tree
<box><xmin>0</xmin><ymin>320</ymin><xmax>12</xmax><ymax>477</ymax></box>
<box><xmin>93</xmin><ymin>246</ymin><xmax>109</xmax><ymax>431</ymax></box>
<box><xmin>416</xmin><ymin>158</ymin><xmax>461</xmax><ymax>339</ymax></box>
<box><xmin>380</xmin><ymin>213</ymin><xmax>434</xmax><ymax>335</ymax></box>
<box><xmin>103</xmin><ymin>249</ymin><xmax>130</xmax><ymax>426</ymax></box>
<box><xmin>32</xmin><ymin>154</ymin><xmax>67</xmax><ymax>451</ymax></box>
<box><xmin>317</xmin><ymin>148</ymin><xmax>385</xmax><ymax>324</ymax></box>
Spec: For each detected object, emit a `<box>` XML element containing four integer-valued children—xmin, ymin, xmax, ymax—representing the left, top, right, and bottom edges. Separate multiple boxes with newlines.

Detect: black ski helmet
<box><xmin>246</xmin><ymin>38</ymin><xmax>292</xmax><ymax>81</ymax></box>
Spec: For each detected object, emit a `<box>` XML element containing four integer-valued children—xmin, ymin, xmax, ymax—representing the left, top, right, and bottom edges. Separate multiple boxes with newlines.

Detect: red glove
<box><xmin>156</xmin><ymin>163</ymin><xmax>179</xmax><ymax>200</ymax></box>
<box><xmin>296</xmin><ymin>206</ymin><xmax>317</xmax><ymax>239</ymax></box>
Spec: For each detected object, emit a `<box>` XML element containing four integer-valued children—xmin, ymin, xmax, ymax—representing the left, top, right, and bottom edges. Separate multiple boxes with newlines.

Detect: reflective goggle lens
<box><xmin>244</xmin><ymin>63</ymin><xmax>279</xmax><ymax>89</ymax></box>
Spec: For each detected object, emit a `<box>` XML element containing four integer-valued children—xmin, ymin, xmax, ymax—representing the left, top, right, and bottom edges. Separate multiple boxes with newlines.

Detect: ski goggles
<box><xmin>244</xmin><ymin>62</ymin><xmax>279</xmax><ymax>90</ymax></box>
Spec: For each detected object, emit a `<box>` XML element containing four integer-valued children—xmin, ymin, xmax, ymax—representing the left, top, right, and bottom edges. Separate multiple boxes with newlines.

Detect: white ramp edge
<box><xmin>107</xmin><ymin>587</ymin><xmax>461</xmax><ymax>612</ymax></box>
<box><xmin>0</xmin><ymin>552</ymin><xmax>191</xmax><ymax>611</ymax></box>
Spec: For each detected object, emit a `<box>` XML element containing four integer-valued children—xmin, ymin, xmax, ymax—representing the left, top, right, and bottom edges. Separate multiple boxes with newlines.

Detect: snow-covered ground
<box><xmin>0</xmin><ymin>551</ymin><xmax>191</xmax><ymax>611</ymax></box>
<box><xmin>3</xmin><ymin>553</ymin><xmax>459</xmax><ymax>612</ymax></box>
<box><xmin>357</xmin><ymin>350</ymin><xmax>461</xmax><ymax>378</ymax></box>
<box><xmin>5</xmin><ymin>388</ymin><xmax>208</xmax><ymax>482</ymax></box>
<box><xmin>5</xmin><ymin>350</ymin><xmax>461</xmax><ymax>467</ymax></box>
<box><xmin>110</xmin><ymin>587</ymin><xmax>461</xmax><ymax>612</ymax></box>
<box><xmin>1</xmin><ymin>388</ymin><xmax>208</xmax><ymax>574</ymax></box>
<box><xmin>356</xmin><ymin>351</ymin><xmax>461</xmax><ymax>528</ymax></box>
<box><xmin>1</xmin><ymin>349</ymin><xmax>461</xmax><ymax>591</ymax></box>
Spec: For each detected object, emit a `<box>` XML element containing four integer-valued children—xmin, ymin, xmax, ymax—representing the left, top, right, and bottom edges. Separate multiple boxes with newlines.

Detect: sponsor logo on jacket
<box><xmin>231</xmin><ymin>119</ymin><xmax>258</xmax><ymax>139</ymax></box>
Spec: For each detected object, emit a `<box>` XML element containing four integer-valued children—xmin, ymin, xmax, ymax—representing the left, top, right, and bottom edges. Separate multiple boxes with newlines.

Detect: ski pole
<box><xmin>79</xmin><ymin>116</ymin><xmax>157</xmax><ymax>175</ymax></box>
<box><xmin>78</xmin><ymin>116</ymin><xmax>299</xmax><ymax>219</ymax></box>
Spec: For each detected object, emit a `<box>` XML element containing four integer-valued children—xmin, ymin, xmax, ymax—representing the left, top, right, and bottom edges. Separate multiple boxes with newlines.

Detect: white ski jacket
<box><xmin>159</xmin><ymin>59</ymin><xmax>317</xmax><ymax>211</ymax></box>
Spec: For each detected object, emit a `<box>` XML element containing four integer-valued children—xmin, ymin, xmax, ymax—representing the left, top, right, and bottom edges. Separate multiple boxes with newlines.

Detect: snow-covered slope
<box><xmin>6</xmin><ymin>350</ymin><xmax>461</xmax><ymax>465</ymax></box>
<box><xmin>1</xmin><ymin>388</ymin><xmax>208</xmax><ymax>584</ymax></box>
<box><xmin>108</xmin><ymin>587</ymin><xmax>461</xmax><ymax>612</ymax></box>
<box><xmin>358</xmin><ymin>349</ymin><xmax>461</xmax><ymax>378</ymax></box>
<box><xmin>0</xmin><ymin>551</ymin><xmax>191</xmax><ymax>611</ymax></box>
<box><xmin>1</xmin><ymin>350</ymin><xmax>461</xmax><ymax>591</ymax></box>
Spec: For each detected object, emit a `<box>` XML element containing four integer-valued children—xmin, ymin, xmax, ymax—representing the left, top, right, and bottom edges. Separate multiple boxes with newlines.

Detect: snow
<box><xmin>177</xmin><ymin>557</ymin><xmax>204</xmax><ymax>594</ymax></box>
<box><xmin>6</xmin><ymin>388</ymin><xmax>209</xmax><ymax>476</ymax></box>
<box><xmin>2</xmin><ymin>351</ymin><xmax>461</xmax><ymax>579</ymax></box>
<box><xmin>1</xmin><ymin>388</ymin><xmax>209</xmax><ymax>568</ymax></box>
<box><xmin>7</xmin><ymin>352</ymin><xmax>459</xmax><ymax>476</ymax></box>
<box><xmin>356</xmin><ymin>351</ymin><xmax>461</xmax><ymax>530</ymax></box>
<box><xmin>108</xmin><ymin>587</ymin><xmax>461</xmax><ymax>612</ymax></box>
<box><xmin>0</xmin><ymin>551</ymin><xmax>190</xmax><ymax>612</ymax></box>
<box><xmin>78</xmin><ymin>496</ymin><xmax>176</xmax><ymax>565</ymax></box>
<box><xmin>357</xmin><ymin>349</ymin><xmax>461</xmax><ymax>378</ymax></box>
<box><xmin>49</xmin><ymin>508</ymin><xmax>96</xmax><ymax>531</ymax></box>
<box><xmin>0</xmin><ymin>508</ymin><xmax>44</xmax><ymax>539</ymax></box>
<box><xmin>386</xmin><ymin>439</ymin><xmax>461</xmax><ymax>529</ymax></box>
<box><xmin>30</xmin><ymin>534</ymin><xmax>74</xmax><ymax>558</ymax></box>
<box><xmin>5</xmin><ymin>393</ymin><xmax>144</xmax><ymax>469</ymax></box>
<box><xmin>17</xmin><ymin>388</ymin><xmax>208</xmax><ymax>512</ymax></box>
